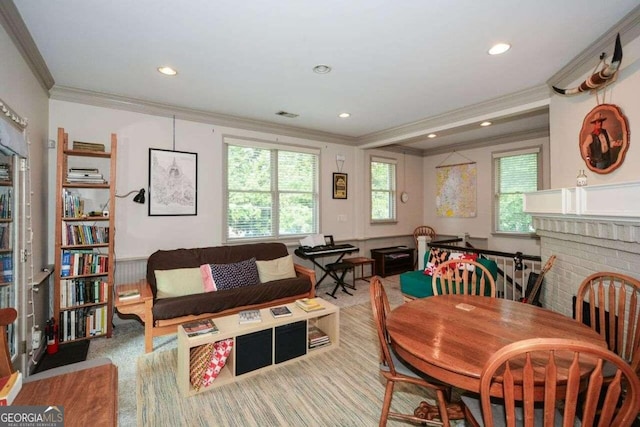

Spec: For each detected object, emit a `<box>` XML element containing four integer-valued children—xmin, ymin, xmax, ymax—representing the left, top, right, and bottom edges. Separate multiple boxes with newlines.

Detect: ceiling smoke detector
<box><xmin>313</xmin><ymin>64</ymin><xmax>332</xmax><ymax>74</ymax></box>
<box><xmin>276</xmin><ymin>111</ymin><xmax>299</xmax><ymax>118</ymax></box>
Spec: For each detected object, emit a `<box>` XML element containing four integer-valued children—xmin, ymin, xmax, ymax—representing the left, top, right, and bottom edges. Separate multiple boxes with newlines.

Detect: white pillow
<box><xmin>155</xmin><ymin>267</ymin><xmax>204</xmax><ymax>299</ymax></box>
<box><xmin>255</xmin><ymin>255</ymin><xmax>296</xmax><ymax>283</ymax></box>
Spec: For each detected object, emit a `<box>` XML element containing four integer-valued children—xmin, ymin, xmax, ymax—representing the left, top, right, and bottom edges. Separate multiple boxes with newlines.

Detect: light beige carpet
<box><xmin>136</xmin><ymin>300</ymin><xmax>444</xmax><ymax>426</ymax></box>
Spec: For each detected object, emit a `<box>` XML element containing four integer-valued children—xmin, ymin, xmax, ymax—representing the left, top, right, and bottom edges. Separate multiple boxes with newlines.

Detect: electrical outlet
<box><xmin>31</xmin><ymin>330</ymin><xmax>42</xmax><ymax>349</ymax></box>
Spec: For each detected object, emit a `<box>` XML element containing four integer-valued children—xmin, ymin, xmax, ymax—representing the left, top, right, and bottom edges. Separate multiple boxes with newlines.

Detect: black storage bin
<box><xmin>235</xmin><ymin>329</ymin><xmax>273</xmax><ymax>375</ymax></box>
<box><xmin>275</xmin><ymin>321</ymin><xmax>307</xmax><ymax>364</ymax></box>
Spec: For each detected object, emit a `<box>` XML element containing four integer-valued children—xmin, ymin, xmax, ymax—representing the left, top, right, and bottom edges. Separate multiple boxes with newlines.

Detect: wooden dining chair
<box><xmin>462</xmin><ymin>338</ymin><xmax>640</xmax><ymax>427</ymax></box>
<box><xmin>575</xmin><ymin>272</ymin><xmax>640</xmax><ymax>374</ymax></box>
<box><xmin>413</xmin><ymin>226</ymin><xmax>436</xmax><ymax>268</ymax></box>
<box><xmin>432</xmin><ymin>259</ymin><xmax>496</xmax><ymax>297</ymax></box>
<box><xmin>369</xmin><ymin>276</ymin><xmax>454</xmax><ymax>427</ymax></box>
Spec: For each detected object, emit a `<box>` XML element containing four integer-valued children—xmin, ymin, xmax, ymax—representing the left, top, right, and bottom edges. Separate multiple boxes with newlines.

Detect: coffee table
<box><xmin>177</xmin><ymin>298</ymin><xmax>340</xmax><ymax>396</ymax></box>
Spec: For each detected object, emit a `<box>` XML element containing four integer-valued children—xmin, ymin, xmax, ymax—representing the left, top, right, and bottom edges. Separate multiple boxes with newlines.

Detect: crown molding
<box><xmin>49</xmin><ymin>85</ymin><xmax>357</xmax><ymax>145</ymax></box>
<box><xmin>375</xmin><ymin>145</ymin><xmax>424</xmax><ymax>156</ymax></box>
<box><xmin>419</xmin><ymin>127</ymin><xmax>549</xmax><ymax>157</ymax></box>
<box><xmin>0</xmin><ymin>1</ymin><xmax>54</xmax><ymax>91</ymax></box>
<box><xmin>357</xmin><ymin>85</ymin><xmax>551</xmax><ymax>147</ymax></box>
<box><xmin>547</xmin><ymin>4</ymin><xmax>640</xmax><ymax>89</ymax></box>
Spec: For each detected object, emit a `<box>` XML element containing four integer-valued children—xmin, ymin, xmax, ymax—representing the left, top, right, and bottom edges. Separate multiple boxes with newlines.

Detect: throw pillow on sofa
<box><xmin>199</xmin><ymin>264</ymin><xmax>217</xmax><ymax>292</ymax></box>
<box><xmin>423</xmin><ymin>248</ymin><xmax>451</xmax><ymax>276</ymax></box>
<box><xmin>155</xmin><ymin>267</ymin><xmax>205</xmax><ymax>299</ymax></box>
<box><xmin>255</xmin><ymin>255</ymin><xmax>296</xmax><ymax>282</ymax></box>
<box><xmin>210</xmin><ymin>258</ymin><xmax>260</xmax><ymax>290</ymax></box>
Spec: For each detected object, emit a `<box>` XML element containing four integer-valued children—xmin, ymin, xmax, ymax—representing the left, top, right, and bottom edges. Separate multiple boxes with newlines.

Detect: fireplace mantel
<box><xmin>524</xmin><ymin>181</ymin><xmax>640</xmax><ymax>223</ymax></box>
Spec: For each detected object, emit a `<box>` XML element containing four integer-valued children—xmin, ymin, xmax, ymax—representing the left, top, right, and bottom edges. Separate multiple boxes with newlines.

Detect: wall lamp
<box><xmin>116</xmin><ymin>188</ymin><xmax>146</xmax><ymax>204</ymax></box>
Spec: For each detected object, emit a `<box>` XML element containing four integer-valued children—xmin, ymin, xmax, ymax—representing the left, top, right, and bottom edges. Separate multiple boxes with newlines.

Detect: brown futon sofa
<box><xmin>124</xmin><ymin>242</ymin><xmax>315</xmax><ymax>352</ymax></box>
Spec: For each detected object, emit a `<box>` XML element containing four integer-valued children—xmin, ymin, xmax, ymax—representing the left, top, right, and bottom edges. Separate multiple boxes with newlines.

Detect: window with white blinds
<box><xmin>493</xmin><ymin>148</ymin><xmax>540</xmax><ymax>233</ymax></box>
<box><xmin>226</xmin><ymin>140</ymin><xmax>319</xmax><ymax>240</ymax></box>
<box><xmin>370</xmin><ymin>157</ymin><xmax>397</xmax><ymax>222</ymax></box>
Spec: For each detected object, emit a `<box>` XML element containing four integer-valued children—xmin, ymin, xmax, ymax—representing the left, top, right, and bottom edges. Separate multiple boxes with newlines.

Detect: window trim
<box><xmin>223</xmin><ymin>137</ymin><xmax>320</xmax><ymax>242</ymax></box>
<box><xmin>492</xmin><ymin>146</ymin><xmax>542</xmax><ymax>235</ymax></box>
<box><xmin>370</xmin><ymin>156</ymin><xmax>398</xmax><ymax>224</ymax></box>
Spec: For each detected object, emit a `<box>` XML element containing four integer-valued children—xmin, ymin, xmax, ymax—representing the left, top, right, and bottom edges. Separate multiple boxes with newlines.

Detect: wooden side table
<box><xmin>343</xmin><ymin>257</ymin><xmax>375</xmax><ymax>287</ymax></box>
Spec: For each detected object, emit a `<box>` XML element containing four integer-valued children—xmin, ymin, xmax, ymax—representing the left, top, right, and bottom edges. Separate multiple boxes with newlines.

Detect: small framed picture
<box><xmin>333</xmin><ymin>173</ymin><xmax>347</xmax><ymax>199</ymax></box>
<box><xmin>149</xmin><ymin>148</ymin><xmax>198</xmax><ymax>216</ymax></box>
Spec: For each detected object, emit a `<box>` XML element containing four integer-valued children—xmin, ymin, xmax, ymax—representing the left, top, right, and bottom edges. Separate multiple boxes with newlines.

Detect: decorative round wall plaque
<box><xmin>579</xmin><ymin>103</ymin><xmax>630</xmax><ymax>174</ymax></box>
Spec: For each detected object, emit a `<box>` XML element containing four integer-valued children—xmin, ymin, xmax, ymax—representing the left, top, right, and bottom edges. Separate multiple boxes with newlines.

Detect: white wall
<box><xmin>550</xmin><ymin>34</ymin><xmax>640</xmax><ymax>188</ymax></box>
<box><xmin>48</xmin><ymin>100</ymin><xmax>425</xmax><ymax>261</ymax></box>
<box><xmin>423</xmin><ymin>136</ymin><xmax>550</xmax><ymax>255</ymax></box>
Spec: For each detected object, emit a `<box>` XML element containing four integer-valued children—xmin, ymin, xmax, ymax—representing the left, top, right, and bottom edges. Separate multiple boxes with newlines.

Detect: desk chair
<box><xmin>432</xmin><ymin>259</ymin><xmax>496</xmax><ymax>297</ymax></box>
<box><xmin>370</xmin><ymin>276</ymin><xmax>460</xmax><ymax>426</ymax></box>
<box><xmin>575</xmin><ymin>272</ymin><xmax>640</xmax><ymax>375</ymax></box>
<box><xmin>462</xmin><ymin>338</ymin><xmax>640</xmax><ymax>427</ymax></box>
<box><xmin>413</xmin><ymin>226</ymin><xmax>436</xmax><ymax>268</ymax></box>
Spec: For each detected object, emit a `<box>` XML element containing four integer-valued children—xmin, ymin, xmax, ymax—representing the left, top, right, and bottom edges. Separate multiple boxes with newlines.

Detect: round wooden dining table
<box><xmin>386</xmin><ymin>294</ymin><xmax>606</xmax><ymax>394</ymax></box>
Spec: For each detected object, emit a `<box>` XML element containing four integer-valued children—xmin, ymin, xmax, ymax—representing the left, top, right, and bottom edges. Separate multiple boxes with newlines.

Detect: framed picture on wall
<box><xmin>333</xmin><ymin>172</ymin><xmax>347</xmax><ymax>199</ymax></box>
<box><xmin>148</xmin><ymin>148</ymin><xmax>198</xmax><ymax>216</ymax></box>
<box><xmin>579</xmin><ymin>103</ymin><xmax>629</xmax><ymax>175</ymax></box>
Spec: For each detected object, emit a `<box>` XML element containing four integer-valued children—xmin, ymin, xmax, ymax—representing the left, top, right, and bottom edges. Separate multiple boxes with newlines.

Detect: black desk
<box><xmin>294</xmin><ymin>244</ymin><xmax>359</xmax><ymax>295</ymax></box>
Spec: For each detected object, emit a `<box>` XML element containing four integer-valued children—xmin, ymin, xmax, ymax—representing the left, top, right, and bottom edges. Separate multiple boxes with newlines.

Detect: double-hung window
<box><xmin>370</xmin><ymin>157</ymin><xmax>397</xmax><ymax>222</ymax></box>
<box><xmin>493</xmin><ymin>147</ymin><xmax>540</xmax><ymax>234</ymax></box>
<box><xmin>225</xmin><ymin>138</ymin><xmax>319</xmax><ymax>240</ymax></box>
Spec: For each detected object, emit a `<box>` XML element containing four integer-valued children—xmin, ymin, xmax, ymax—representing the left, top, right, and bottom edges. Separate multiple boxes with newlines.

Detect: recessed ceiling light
<box><xmin>480</xmin><ymin>121</ymin><xmax>492</xmax><ymax>127</ymax></box>
<box><xmin>313</xmin><ymin>64</ymin><xmax>332</xmax><ymax>74</ymax></box>
<box><xmin>338</xmin><ymin>112</ymin><xmax>351</xmax><ymax>118</ymax></box>
<box><xmin>488</xmin><ymin>43</ymin><xmax>511</xmax><ymax>55</ymax></box>
<box><xmin>427</xmin><ymin>133</ymin><xmax>437</xmax><ymax>139</ymax></box>
<box><xmin>157</xmin><ymin>66</ymin><xmax>178</xmax><ymax>76</ymax></box>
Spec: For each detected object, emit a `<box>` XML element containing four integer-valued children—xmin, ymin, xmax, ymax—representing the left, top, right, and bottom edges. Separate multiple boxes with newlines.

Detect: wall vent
<box><xmin>276</xmin><ymin>111</ymin><xmax>299</xmax><ymax>118</ymax></box>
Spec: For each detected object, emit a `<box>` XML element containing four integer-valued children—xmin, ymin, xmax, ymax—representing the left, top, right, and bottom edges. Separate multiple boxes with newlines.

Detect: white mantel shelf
<box><xmin>524</xmin><ymin>181</ymin><xmax>640</xmax><ymax>223</ymax></box>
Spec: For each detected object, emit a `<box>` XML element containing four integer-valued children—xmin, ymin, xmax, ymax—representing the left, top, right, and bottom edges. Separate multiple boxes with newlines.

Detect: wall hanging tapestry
<box><xmin>435</xmin><ymin>154</ymin><xmax>477</xmax><ymax>218</ymax></box>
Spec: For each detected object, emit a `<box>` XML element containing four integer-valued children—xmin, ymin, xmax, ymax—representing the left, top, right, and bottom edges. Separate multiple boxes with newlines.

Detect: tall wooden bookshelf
<box><xmin>54</xmin><ymin>127</ymin><xmax>117</xmax><ymax>343</ymax></box>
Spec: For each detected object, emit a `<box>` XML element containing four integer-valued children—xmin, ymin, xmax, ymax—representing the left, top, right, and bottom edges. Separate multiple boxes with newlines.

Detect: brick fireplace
<box><xmin>525</xmin><ymin>181</ymin><xmax>640</xmax><ymax>316</ymax></box>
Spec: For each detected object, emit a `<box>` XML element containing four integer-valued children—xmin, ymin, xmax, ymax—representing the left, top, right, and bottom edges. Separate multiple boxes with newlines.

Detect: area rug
<box><xmin>137</xmin><ymin>302</ymin><xmax>437</xmax><ymax>426</ymax></box>
<box><xmin>33</xmin><ymin>339</ymin><xmax>90</xmax><ymax>373</ymax></box>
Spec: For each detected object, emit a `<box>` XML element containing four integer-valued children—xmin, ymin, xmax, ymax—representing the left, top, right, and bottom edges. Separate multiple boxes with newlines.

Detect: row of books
<box><xmin>0</xmin><ymin>224</ymin><xmax>11</xmax><ymax>250</ymax></box>
<box><xmin>60</xmin><ymin>250</ymin><xmax>109</xmax><ymax>277</ymax></box>
<box><xmin>59</xmin><ymin>305</ymin><xmax>108</xmax><ymax>342</ymax></box>
<box><xmin>62</xmin><ymin>189</ymin><xmax>85</xmax><ymax>218</ymax></box>
<box><xmin>0</xmin><ymin>163</ymin><xmax>10</xmax><ymax>182</ymax></box>
<box><xmin>0</xmin><ymin>254</ymin><xmax>12</xmax><ymax>284</ymax></box>
<box><xmin>0</xmin><ymin>190</ymin><xmax>11</xmax><ymax>219</ymax></box>
<box><xmin>308</xmin><ymin>325</ymin><xmax>330</xmax><ymax>349</ymax></box>
<box><xmin>60</xmin><ymin>278</ymin><xmax>108</xmax><ymax>308</ymax></box>
<box><xmin>72</xmin><ymin>141</ymin><xmax>106</xmax><ymax>152</ymax></box>
<box><xmin>62</xmin><ymin>223</ymin><xmax>109</xmax><ymax>246</ymax></box>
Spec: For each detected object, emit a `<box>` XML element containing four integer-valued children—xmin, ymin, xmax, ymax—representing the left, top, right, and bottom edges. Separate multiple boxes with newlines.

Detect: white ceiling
<box><xmin>12</xmin><ymin>1</ymin><xmax>640</xmax><ymax>151</ymax></box>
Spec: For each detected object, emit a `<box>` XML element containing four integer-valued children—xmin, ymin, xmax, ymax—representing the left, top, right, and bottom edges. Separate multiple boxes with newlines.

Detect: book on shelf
<box><xmin>0</xmin><ymin>371</ymin><xmax>22</xmax><ymax>406</ymax></box>
<box><xmin>269</xmin><ymin>306</ymin><xmax>292</xmax><ymax>318</ymax></box>
<box><xmin>238</xmin><ymin>309</ymin><xmax>262</xmax><ymax>324</ymax></box>
<box><xmin>118</xmin><ymin>289</ymin><xmax>140</xmax><ymax>301</ymax></box>
<box><xmin>72</xmin><ymin>141</ymin><xmax>106</xmax><ymax>152</ymax></box>
<box><xmin>295</xmin><ymin>298</ymin><xmax>325</xmax><ymax>312</ymax></box>
<box><xmin>183</xmin><ymin>319</ymin><xmax>219</xmax><ymax>337</ymax></box>
<box><xmin>308</xmin><ymin>325</ymin><xmax>330</xmax><ymax>348</ymax></box>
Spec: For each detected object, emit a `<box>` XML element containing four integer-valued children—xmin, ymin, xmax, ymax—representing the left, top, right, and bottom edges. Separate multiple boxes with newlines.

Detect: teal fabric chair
<box><xmin>400</xmin><ymin>256</ymin><xmax>498</xmax><ymax>300</ymax></box>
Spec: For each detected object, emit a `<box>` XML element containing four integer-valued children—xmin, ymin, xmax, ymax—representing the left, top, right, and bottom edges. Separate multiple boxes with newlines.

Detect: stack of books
<box><xmin>0</xmin><ymin>164</ymin><xmax>10</xmax><ymax>182</ymax></box>
<box><xmin>238</xmin><ymin>309</ymin><xmax>261</xmax><ymax>324</ymax></box>
<box><xmin>118</xmin><ymin>289</ymin><xmax>140</xmax><ymax>301</ymax></box>
<box><xmin>0</xmin><ymin>371</ymin><xmax>22</xmax><ymax>406</ymax></box>
<box><xmin>308</xmin><ymin>325</ymin><xmax>330</xmax><ymax>349</ymax></box>
<box><xmin>66</xmin><ymin>168</ymin><xmax>106</xmax><ymax>184</ymax></box>
<box><xmin>295</xmin><ymin>298</ymin><xmax>325</xmax><ymax>312</ymax></box>
<box><xmin>73</xmin><ymin>140</ymin><xmax>106</xmax><ymax>152</ymax></box>
<box><xmin>183</xmin><ymin>319</ymin><xmax>219</xmax><ymax>337</ymax></box>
